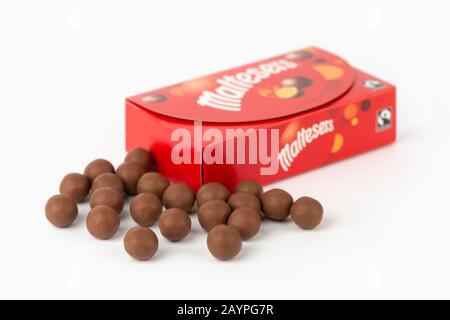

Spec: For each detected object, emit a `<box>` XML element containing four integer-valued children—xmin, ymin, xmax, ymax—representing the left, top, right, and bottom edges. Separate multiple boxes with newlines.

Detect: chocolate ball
<box><xmin>284</xmin><ymin>50</ymin><xmax>313</xmax><ymax>61</ymax></box>
<box><xmin>45</xmin><ymin>194</ymin><xmax>78</xmax><ymax>228</ymax></box>
<box><xmin>261</xmin><ymin>189</ymin><xmax>293</xmax><ymax>221</ymax></box>
<box><xmin>130</xmin><ymin>193</ymin><xmax>162</xmax><ymax>226</ymax></box>
<box><xmin>125</xmin><ymin>148</ymin><xmax>153</xmax><ymax>171</ymax></box>
<box><xmin>116</xmin><ymin>162</ymin><xmax>146</xmax><ymax>195</ymax></box>
<box><xmin>124</xmin><ymin>227</ymin><xmax>159</xmax><ymax>261</ymax></box>
<box><xmin>158</xmin><ymin>208</ymin><xmax>191</xmax><ymax>241</ymax></box>
<box><xmin>290</xmin><ymin>196</ymin><xmax>323</xmax><ymax>230</ymax></box>
<box><xmin>207</xmin><ymin>224</ymin><xmax>242</xmax><ymax>261</ymax></box>
<box><xmin>228</xmin><ymin>191</ymin><xmax>261</xmax><ymax>212</ymax></box>
<box><xmin>86</xmin><ymin>205</ymin><xmax>120</xmax><ymax>240</ymax></box>
<box><xmin>281</xmin><ymin>76</ymin><xmax>313</xmax><ymax>88</ymax></box>
<box><xmin>89</xmin><ymin>187</ymin><xmax>124</xmax><ymax>214</ymax></box>
<box><xmin>84</xmin><ymin>159</ymin><xmax>114</xmax><ymax>181</ymax></box>
<box><xmin>235</xmin><ymin>180</ymin><xmax>263</xmax><ymax>198</ymax></box>
<box><xmin>59</xmin><ymin>173</ymin><xmax>91</xmax><ymax>202</ymax></box>
<box><xmin>198</xmin><ymin>199</ymin><xmax>232</xmax><ymax>232</ymax></box>
<box><xmin>197</xmin><ymin>183</ymin><xmax>230</xmax><ymax>207</ymax></box>
<box><xmin>361</xmin><ymin>99</ymin><xmax>371</xmax><ymax>111</ymax></box>
<box><xmin>228</xmin><ymin>207</ymin><xmax>261</xmax><ymax>240</ymax></box>
<box><xmin>162</xmin><ymin>183</ymin><xmax>195</xmax><ymax>212</ymax></box>
<box><xmin>142</xmin><ymin>94</ymin><xmax>166</xmax><ymax>103</ymax></box>
<box><xmin>137</xmin><ymin>172</ymin><xmax>169</xmax><ymax>198</ymax></box>
<box><xmin>92</xmin><ymin>172</ymin><xmax>124</xmax><ymax>194</ymax></box>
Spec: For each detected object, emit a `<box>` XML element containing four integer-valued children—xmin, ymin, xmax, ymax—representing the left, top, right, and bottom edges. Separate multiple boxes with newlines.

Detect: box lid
<box><xmin>127</xmin><ymin>47</ymin><xmax>355</xmax><ymax>123</ymax></box>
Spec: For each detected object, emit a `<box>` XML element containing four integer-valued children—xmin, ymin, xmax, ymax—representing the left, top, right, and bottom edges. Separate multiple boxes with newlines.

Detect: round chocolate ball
<box><xmin>89</xmin><ymin>187</ymin><xmax>124</xmax><ymax>214</ymax></box>
<box><xmin>228</xmin><ymin>207</ymin><xmax>261</xmax><ymax>240</ymax></box>
<box><xmin>281</xmin><ymin>76</ymin><xmax>313</xmax><ymax>88</ymax></box>
<box><xmin>290</xmin><ymin>196</ymin><xmax>323</xmax><ymax>230</ymax></box>
<box><xmin>84</xmin><ymin>159</ymin><xmax>114</xmax><ymax>181</ymax></box>
<box><xmin>196</xmin><ymin>183</ymin><xmax>230</xmax><ymax>207</ymax></box>
<box><xmin>207</xmin><ymin>224</ymin><xmax>242</xmax><ymax>261</ymax></box>
<box><xmin>162</xmin><ymin>183</ymin><xmax>195</xmax><ymax>212</ymax></box>
<box><xmin>59</xmin><ymin>173</ymin><xmax>91</xmax><ymax>202</ymax></box>
<box><xmin>142</xmin><ymin>94</ymin><xmax>166</xmax><ymax>104</ymax></box>
<box><xmin>125</xmin><ymin>148</ymin><xmax>153</xmax><ymax>171</ymax></box>
<box><xmin>158</xmin><ymin>208</ymin><xmax>191</xmax><ymax>241</ymax></box>
<box><xmin>284</xmin><ymin>50</ymin><xmax>313</xmax><ymax>61</ymax></box>
<box><xmin>198</xmin><ymin>199</ymin><xmax>232</xmax><ymax>232</ymax></box>
<box><xmin>130</xmin><ymin>193</ymin><xmax>162</xmax><ymax>226</ymax></box>
<box><xmin>361</xmin><ymin>99</ymin><xmax>371</xmax><ymax>111</ymax></box>
<box><xmin>228</xmin><ymin>191</ymin><xmax>261</xmax><ymax>212</ymax></box>
<box><xmin>235</xmin><ymin>180</ymin><xmax>263</xmax><ymax>198</ymax></box>
<box><xmin>137</xmin><ymin>172</ymin><xmax>169</xmax><ymax>198</ymax></box>
<box><xmin>116</xmin><ymin>162</ymin><xmax>146</xmax><ymax>196</ymax></box>
<box><xmin>92</xmin><ymin>172</ymin><xmax>124</xmax><ymax>194</ymax></box>
<box><xmin>124</xmin><ymin>226</ymin><xmax>159</xmax><ymax>261</ymax></box>
<box><xmin>261</xmin><ymin>189</ymin><xmax>293</xmax><ymax>221</ymax></box>
<box><xmin>45</xmin><ymin>194</ymin><xmax>78</xmax><ymax>228</ymax></box>
<box><xmin>86</xmin><ymin>205</ymin><xmax>120</xmax><ymax>240</ymax></box>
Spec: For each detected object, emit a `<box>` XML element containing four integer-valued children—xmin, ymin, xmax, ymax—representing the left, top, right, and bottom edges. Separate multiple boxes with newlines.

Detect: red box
<box><xmin>126</xmin><ymin>47</ymin><xmax>396</xmax><ymax>191</ymax></box>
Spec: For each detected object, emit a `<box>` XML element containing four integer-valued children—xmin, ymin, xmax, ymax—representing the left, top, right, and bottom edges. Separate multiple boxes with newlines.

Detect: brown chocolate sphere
<box><xmin>228</xmin><ymin>191</ymin><xmax>261</xmax><ymax>212</ymax></box>
<box><xmin>158</xmin><ymin>208</ymin><xmax>191</xmax><ymax>241</ymax></box>
<box><xmin>92</xmin><ymin>172</ymin><xmax>124</xmax><ymax>194</ymax></box>
<box><xmin>207</xmin><ymin>224</ymin><xmax>242</xmax><ymax>260</ymax></box>
<box><xmin>124</xmin><ymin>227</ymin><xmax>159</xmax><ymax>261</ymax></box>
<box><xmin>137</xmin><ymin>172</ymin><xmax>169</xmax><ymax>198</ymax></box>
<box><xmin>89</xmin><ymin>187</ymin><xmax>124</xmax><ymax>214</ymax></box>
<box><xmin>84</xmin><ymin>159</ymin><xmax>114</xmax><ymax>181</ymax></box>
<box><xmin>235</xmin><ymin>180</ymin><xmax>263</xmax><ymax>198</ymax></box>
<box><xmin>130</xmin><ymin>193</ymin><xmax>162</xmax><ymax>226</ymax></box>
<box><xmin>196</xmin><ymin>183</ymin><xmax>230</xmax><ymax>207</ymax></box>
<box><xmin>45</xmin><ymin>194</ymin><xmax>78</xmax><ymax>228</ymax></box>
<box><xmin>162</xmin><ymin>183</ymin><xmax>195</xmax><ymax>212</ymax></box>
<box><xmin>116</xmin><ymin>162</ymin><xmax>146</xmax><ymax>195</ymax></box>
<box><xmin>86</xmin><ymin>205</ymin><xmax>120</xmax><ymax>240</ymax></box>
<box><xmin>290</xmin><ymin>196</ymin><xmax>323</xmax><ymax>230</ymax></box>
<box><xmin>198</xmin><ymin>199</ymin><xmax>231</xmax><ymax>232</ymax></box>
<box><xmin>125</xmin><ymin>148</ymin><xmax>153</xmax><ymax>171</ymax></box>
<box><xmin>228</xmin><ymin>207</ymin><xmax>261</xmax><ymax>240</ymax></box>
<box><xmin>261</xmin><ymin>189</ymin><xmax>293</xmax><ymax>221</ymax></box>
<box><xmin>59</xmin><ymin>173</ymin><xmax>91</xmax><ymax>202</ymax></box>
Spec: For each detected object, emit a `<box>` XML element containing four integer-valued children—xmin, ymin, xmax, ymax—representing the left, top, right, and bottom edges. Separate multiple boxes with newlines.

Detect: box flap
<box><xmin>127</xmin><ymin>47</ymin><xmax>355</xmax><ymax>123</ymax></box>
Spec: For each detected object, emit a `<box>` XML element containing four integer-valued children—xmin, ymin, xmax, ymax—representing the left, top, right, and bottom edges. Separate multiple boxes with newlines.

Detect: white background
<box><xmin>0</xmin><ymin>0</ymin><xmax>449</xmax><ymax>299</ymax></box>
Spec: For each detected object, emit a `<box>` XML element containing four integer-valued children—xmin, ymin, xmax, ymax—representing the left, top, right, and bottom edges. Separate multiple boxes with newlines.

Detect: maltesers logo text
<box><xmin>278</xmin><ymin>119</ymin><xmax>334</xmax><ymax>172</ymax></box>
<box><xmin>197</xmin><ymin>59</ymin><xmax>298</xmax><ymax>111</ymax></box>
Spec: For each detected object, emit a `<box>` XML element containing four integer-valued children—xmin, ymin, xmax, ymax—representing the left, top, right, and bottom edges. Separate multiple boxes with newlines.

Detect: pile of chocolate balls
<box><xmin>45</xmin><ymin>148</ymin><xmax>324</xmax><ymax>261</ymax></box>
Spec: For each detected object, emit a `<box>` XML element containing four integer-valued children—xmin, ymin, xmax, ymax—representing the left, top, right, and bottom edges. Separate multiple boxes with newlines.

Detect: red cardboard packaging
<box><xmin>126</xmin><ymin>47</ymin><xmax>396</xmax><ymax>191</ymax></box>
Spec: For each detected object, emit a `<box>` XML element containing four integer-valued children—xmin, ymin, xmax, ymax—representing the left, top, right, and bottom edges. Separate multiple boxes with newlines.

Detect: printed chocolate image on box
<box><xmin>126</xmin><ymin>47</ymin><xmax>396</xmax><ymax>191</ymax></box>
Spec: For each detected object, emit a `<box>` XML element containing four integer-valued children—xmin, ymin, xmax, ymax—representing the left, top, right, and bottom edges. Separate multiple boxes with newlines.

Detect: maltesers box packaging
<box><xmin>126</xmin><ymin>47</ymin><xmax>396</xmax><ymax>191</ymax></box>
